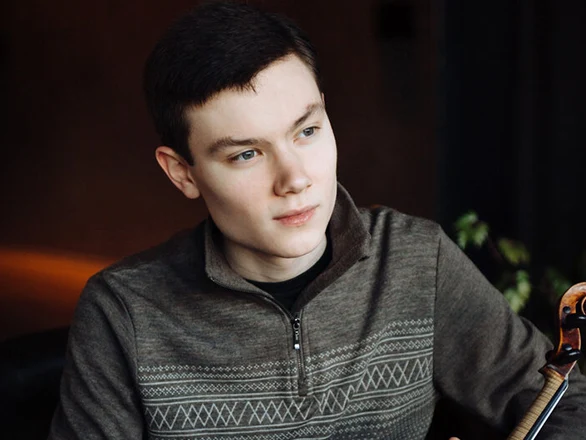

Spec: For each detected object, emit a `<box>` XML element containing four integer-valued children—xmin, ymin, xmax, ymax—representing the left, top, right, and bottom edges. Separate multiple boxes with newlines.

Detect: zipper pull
<box><xmin>292</xmin><ymin>315</ymin><xmax>301</xmax><ymax>350</ymax></box>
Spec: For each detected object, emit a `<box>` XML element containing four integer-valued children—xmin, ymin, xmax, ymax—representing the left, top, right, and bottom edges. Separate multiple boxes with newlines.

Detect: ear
<box><xmin>155</xmin><ymin>146</ymin><xmax>201</xmax><ymax>199</ymax></box>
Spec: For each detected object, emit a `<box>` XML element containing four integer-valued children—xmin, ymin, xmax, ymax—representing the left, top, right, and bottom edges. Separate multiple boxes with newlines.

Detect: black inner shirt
<box><xmin>246</xmin><ymin>238</ymin><xmax>332</xmax><ymax>312</ymax></box>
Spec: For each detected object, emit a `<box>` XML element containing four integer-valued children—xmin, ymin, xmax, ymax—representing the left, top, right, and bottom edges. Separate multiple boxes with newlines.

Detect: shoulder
<box><xmin>106</xmin><ymin>226</ymin><xmax>202</xmax><ymax>275</ymax></box>
<box><xmin>83</xmin><ymin>223</ymin><xmax>205</xmax><ymax>305</ymax></box>
<box><xmin>359</xmin><ymin>205</ymin><xmax>443</xmax><ymax>250</ymax></box>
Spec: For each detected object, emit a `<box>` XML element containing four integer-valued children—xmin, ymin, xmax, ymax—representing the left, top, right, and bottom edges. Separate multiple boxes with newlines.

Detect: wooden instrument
<box><xmin>507</xmin><ymin>282</ymin><xmax>586</xmax><ymax>440</ymax></box>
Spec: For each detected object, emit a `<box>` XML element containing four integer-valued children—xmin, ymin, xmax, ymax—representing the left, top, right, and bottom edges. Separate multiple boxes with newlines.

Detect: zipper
<box><xmin>208</xmin><ymin>276</ymin><xmax>309</xmax><ymax>396</ymax></box>
<box><xmin>292</xmin><ymin>312</ymin><xmax>308</xmax><ymax>396</ymax></box>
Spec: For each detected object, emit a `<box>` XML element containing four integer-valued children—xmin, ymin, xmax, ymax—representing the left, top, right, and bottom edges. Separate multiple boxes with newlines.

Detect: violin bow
<box><xmin>507</xmin><ymin>282</ymin><xmax>586</xmax><ymax>440</ymax></box>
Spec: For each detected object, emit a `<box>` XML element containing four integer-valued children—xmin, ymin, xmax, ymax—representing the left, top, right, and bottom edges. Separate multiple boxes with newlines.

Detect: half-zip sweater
<box><xmin>49</xmin><ymin>183</ymin><xmax>586</xmax><ymax>439</ymax></box>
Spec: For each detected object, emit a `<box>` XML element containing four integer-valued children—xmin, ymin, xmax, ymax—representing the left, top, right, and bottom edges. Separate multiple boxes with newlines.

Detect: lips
<box><xmin>274</xmin><ymin>206</ymin><xmax>318</xmax><ymax>226</ymax></box>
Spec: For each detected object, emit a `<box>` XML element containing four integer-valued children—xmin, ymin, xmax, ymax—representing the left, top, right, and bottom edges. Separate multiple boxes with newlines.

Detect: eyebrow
<box><xmin>205</xmin><ymin>101</ymin><xmax>325</xmax><ymax>156</ymax></box>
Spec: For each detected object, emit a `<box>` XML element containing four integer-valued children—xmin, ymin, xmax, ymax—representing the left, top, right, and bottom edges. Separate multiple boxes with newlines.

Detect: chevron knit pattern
<box><xmin>139</xmin><ymin>319</ymin><xmax>435</xmax><ymax>439</ymax></box>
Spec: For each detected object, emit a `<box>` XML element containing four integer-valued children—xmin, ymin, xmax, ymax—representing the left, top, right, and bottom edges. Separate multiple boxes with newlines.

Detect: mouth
<box><xmin>274</xmin><ymin>206</ymin><xmax>318</xmax><ymax>227</ymax></box>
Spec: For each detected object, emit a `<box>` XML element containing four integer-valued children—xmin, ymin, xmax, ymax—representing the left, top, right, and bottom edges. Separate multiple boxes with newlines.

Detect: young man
<box><xmin>49</xmin><ymin>2</ymin><xmax>586</xmax><ymax>439</ymax></box>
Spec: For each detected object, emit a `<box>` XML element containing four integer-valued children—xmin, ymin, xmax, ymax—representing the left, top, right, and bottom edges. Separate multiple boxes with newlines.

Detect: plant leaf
<box><xmin>497</xmin><ymin>239</ymin><xmax>530</xmax><ymax>266</ymax></box>
<box><xmin>502</xmin><ymin>270</ymin><xmax>532</xmax><ymax>313</ymax></box>
<box><xmin>456</xmin><ymin>230</ymin><xmax>468</xmax><ymax>249</ymax></box>
<box><xmin>544</xmin><ymin>267</ymin><xmax>571</xmax><ymax>300</ymax></box>
<box><xmin>454</xmin><ymin>211</ymin><xmax>488</xmax><ymax>249</ymax></box>
<box><xmin>471</xmin><ymin>222</ymin><xmax>489</xmax><ymax>247</ymax></box>
<box><xmin>455</xmin><ymin>211</ymin><xmax>478</xmax><ymax>231</ymax></box>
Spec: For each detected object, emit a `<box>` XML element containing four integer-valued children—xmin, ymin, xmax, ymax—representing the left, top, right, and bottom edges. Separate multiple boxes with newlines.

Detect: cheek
<box><xmin>198</xmin><ymin>169</ymin><xmax>266</xmax><ymax>217</ymax></box>
<box><xmin>309</xmin><ymin>138</ymin><xmax>337</xmax><ymax>180</ymax></box>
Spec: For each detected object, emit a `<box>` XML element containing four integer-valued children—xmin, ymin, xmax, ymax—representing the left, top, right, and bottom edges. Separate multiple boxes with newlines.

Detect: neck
<box><xmin>223</xmin><ymin>237</ymin><xmax>327</xmax><ymax>282</ymax></box>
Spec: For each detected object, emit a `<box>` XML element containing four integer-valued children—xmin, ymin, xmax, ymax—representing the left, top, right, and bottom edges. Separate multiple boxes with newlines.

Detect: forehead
<box><xmin>185</xmin><ymin>56</ymin><xmax>322</xmax><ymax>148</ymax></box>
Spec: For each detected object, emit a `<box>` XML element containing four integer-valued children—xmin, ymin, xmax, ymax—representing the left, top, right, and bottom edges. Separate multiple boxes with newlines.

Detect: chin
<box><xmin>270</xmin><ymin>234</ymin><xmax>325</xmax><ymax>259</ymax></box>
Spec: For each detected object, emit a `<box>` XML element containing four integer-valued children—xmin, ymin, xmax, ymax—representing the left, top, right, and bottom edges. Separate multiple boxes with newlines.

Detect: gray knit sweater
<box><xmin>49</xmin><ymin>185</ymin><xmax>586</xmax><ymax>439</ymax></box>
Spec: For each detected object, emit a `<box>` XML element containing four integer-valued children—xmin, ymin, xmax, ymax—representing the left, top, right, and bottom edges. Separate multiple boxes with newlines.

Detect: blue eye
<box><xmin>231</xmin><ymin>150</ymin><xmax>257</xmax><ymax>162</ymax></box>
<box><xmin>300</xmin><ymin>127</ymin><xmax>317</xmax><ymax>138</ymax></box>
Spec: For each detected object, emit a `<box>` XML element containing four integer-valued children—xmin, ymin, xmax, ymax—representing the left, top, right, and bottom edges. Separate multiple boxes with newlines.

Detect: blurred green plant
<box><xmin>456</xmin><ymin>212</ymin><xmax>586</xmax><ymax>373</ymax></box>
<box><xmin>454</xmin><ymin>211</ymin><xmax>573</xmax><ymax>313</ymax></box>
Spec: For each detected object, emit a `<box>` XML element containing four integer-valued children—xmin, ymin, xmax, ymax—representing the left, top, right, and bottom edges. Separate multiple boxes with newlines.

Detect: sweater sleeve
<box><xmin>433</xmin><ymin>228</ymin><xmax>586</xmax><ymax>438</ymax></box>
<box><xmin>48</xmin><ymin>272</ymin><xmax>145</xmax><ymax>439</ymax></box>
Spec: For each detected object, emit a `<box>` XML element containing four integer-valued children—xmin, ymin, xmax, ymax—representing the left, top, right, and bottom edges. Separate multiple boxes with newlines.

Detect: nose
<box><xmin>273</xmin><ymin>148</ymin><xmax>312</xmax><ymax>196</ymax></box>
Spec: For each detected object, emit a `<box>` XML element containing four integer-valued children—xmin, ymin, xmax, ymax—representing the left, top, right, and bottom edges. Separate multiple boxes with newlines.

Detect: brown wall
<box><xmin>0</xmin><ymin>0</ymin><xmax>435</xmax><ymax>337</ymax></box>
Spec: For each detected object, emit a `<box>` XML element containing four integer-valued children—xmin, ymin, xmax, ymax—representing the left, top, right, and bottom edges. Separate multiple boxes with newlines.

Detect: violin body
<box><xmin>507</xmin><ymin>282</ymin><xmax>586</xmax><ymax>440</ymax></box>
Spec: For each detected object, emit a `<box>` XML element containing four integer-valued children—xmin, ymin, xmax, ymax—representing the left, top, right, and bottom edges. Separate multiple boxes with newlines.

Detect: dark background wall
<box><xmin>439</xmin><ymin>0</ymin><xmax>586</xmax><ymax>298</ymax></box>
<box><xmin>0</xmin><ymin>0</ymin><xmax>435</xmax><ymax>260</ymax></box>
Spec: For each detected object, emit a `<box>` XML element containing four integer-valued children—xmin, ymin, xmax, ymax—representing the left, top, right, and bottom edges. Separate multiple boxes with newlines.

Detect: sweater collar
<box><xmin>203</xmin><ymin>182</ymin><xmax>371</xmax><ymax>295</ymax></box>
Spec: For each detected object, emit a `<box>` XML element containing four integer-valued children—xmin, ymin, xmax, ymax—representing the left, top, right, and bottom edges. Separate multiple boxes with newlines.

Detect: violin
<box><xmin>507</xmin><ymin>282</ymin><xmax>586</xmax><ymax>440</ymax></box>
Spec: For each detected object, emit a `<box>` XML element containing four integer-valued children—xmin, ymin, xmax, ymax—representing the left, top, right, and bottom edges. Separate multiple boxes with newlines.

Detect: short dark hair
<box><xmin>143</xmin><ymin>1</ymin><xmax>321</xmax><ymax>164</ymax></box>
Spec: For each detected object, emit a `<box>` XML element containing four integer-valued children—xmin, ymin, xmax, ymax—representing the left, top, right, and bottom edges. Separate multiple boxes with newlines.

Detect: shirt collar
<box><xmin>203</xmin><ymin>182</ymin><xmax>372</xmax><ymax>295</ymax></box>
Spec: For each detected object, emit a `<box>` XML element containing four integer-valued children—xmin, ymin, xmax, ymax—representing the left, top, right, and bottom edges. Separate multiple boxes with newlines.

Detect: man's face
<box><xmin>185</xmin><ymin>55</ymin><xmax>338</xmax><ymax>267</ymax></box>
